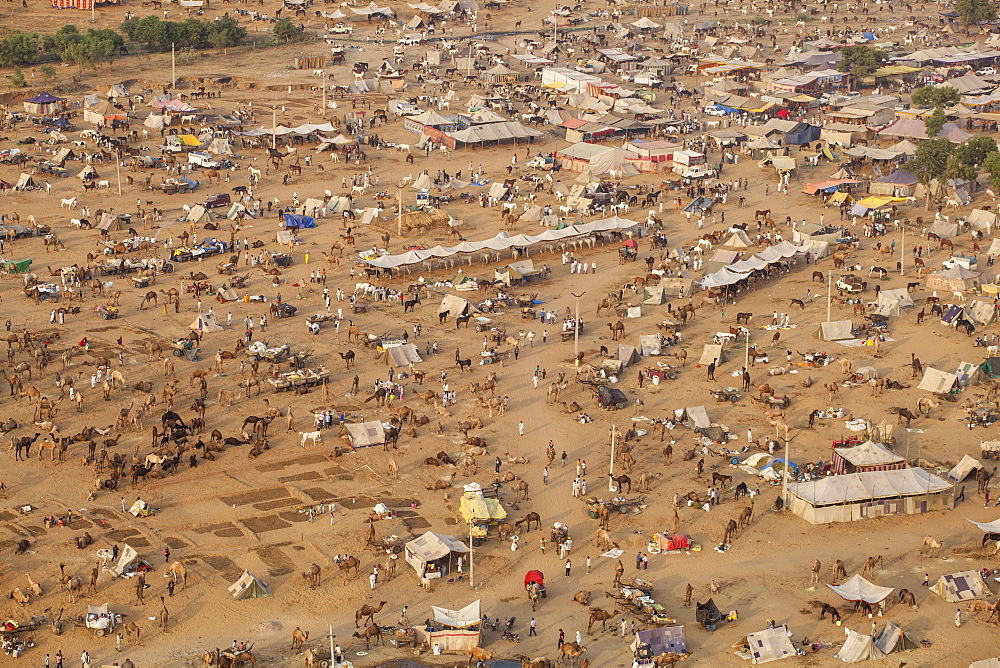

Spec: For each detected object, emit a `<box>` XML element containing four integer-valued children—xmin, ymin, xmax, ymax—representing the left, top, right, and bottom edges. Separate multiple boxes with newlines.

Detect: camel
<box><xmin>469</xmin><ymin>647</ymin><xmax>496</xmax><ymax>664</ymax></box>
<box><xmin>160</xmin><ymin>595</ymin><xmax>169</xmax><ymax>631</ymax></box>
<box><xmin>572</xmin><ymin>591</ymin><xmax>591</xmax><ymax>606</ymax></box>
<box><xmin>124</xmin><ymin>621</ymin><xmax>141</xmax><ymax>644</ymax></box>
<box><xmin>291</xmin><ymin>627</ymin><xmax>310</xmax><ymax>650</ymax></box>
<box><xmin>809</xmin><ymin>559</ymin><xmax>821</xmax><ymax>583</ymax></box>
<box><xmin>338</xmin><ymin>556</ymin><xmax>361</xmax><ymax>581</ymax></box>
<box><xmin>587</xmin><ymin>607</ymin><xmax>615</xmax><ymax>634</ymax></box>
<box><xmin>596</xmin><ymin>528</ymin><xmax>618</xmax><ymax>551</ymax></box>
<box><xmin>614</xmin><ymin>560</ymin><xmax>624</xmax><ymax>587</ymax></box>
<box><xmin>609</xmin><ymin>474</ymin><xmax>631</xmax><ymax>493</ymax></box>
<box><xmin>515</xmin><ymin>512</ymin><xmax>541</xmax><ymax>532</ymax></box>
<box><xmin>557</xmin><ymin>641</ymin><xmax>587</xmax><ymax>665</ymax></box>
<box><xmin>355</xmin><ymin>601</ymin><xmax>387</xmax><ymax>628</ymax></box>
<box><xmin>513</xmin><ymin>480</ymin><xmax>530</xmax><ymax>501</ymax></box>
<box><xmin>140</xmin><ymin>291</ymin><xmax>158</xmax><ymax>309</ymax></box>
<box><xmin>301</xmin><ymin>563</ymin><xmax>321</xmax><ymax>587</ymax></box>
<box><xmin>919</xmin><ymin>536</ymin><xmax>942</xmax><ymax>555</ymax></box>
<box><xmin>977</xmin><ymin>600</ymin><xmax>1000</xmax><ymax>623</ymax></box>
<box><xmin>832</xmin><ymin>559</ymin><xmax>847</xmax><ymax>580</ymax></box>
<box><xmin>218</xmin><ymin>650</ymin><xmax>258</xmax><ymax>668</ymax></box>
<box><xmin>352</xmin><ymin>623</ymin><xmax>383</xmax><ymax>648</ymax></box>
<box><xmin>898</xmin><ymin>589</ymin><xmax>917</xmax><ymax>608</ymax></box>
<box><xmin>916</xmin><ymin>397</ymin><xmax>940</xmax><ymax>415</ymax></box>
<box><xmin>607</xmin><ymin>321</ymin><xmax>625</xmax><ymax>341</ymax></box>
<box><xmin>861</xmin><ymin>555</ymin><xmax>882</xmax><ymax>577</ymax></box>
<box><xmin>338</xmin><ymin>350</ymin><xmax>355</xmax><ymax>369</ymax></box>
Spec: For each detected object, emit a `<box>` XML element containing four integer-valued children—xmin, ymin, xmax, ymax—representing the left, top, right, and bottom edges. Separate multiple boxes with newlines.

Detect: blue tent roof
<box><xmin>26</xmin><ymin>92</ymin><xmax>66</xmax><ymax>104</ymax></box>
<box><xmin>282</xmin><ymin>214</ymin><xmax>315</xmax><ymax>228</ymax></box>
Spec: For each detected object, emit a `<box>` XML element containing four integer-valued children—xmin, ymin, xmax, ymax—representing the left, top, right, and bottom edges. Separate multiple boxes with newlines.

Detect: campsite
<box><xmin>9</xmin><ymin>0</ymin><xmax>1000</xmax><ymax>666</ymax></box>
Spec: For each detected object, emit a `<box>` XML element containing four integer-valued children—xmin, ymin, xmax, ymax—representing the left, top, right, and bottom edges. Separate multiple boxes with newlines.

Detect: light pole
<box><xmin>395</xmin><ymin>182</ymin><xmax>406</xmax><ymax>236</ymax></box>
<box><xmin>608</xmin><ymin>424</ymin><xmax>617</xmax><ymax>492</ymax></box>
<box><xmin>571</xmin><ymin>291</ymin><xmax>585</xmax><ymax>365</ymax></box>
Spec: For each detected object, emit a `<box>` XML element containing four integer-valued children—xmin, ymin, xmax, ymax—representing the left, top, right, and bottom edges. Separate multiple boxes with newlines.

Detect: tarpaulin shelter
<box><xmin>427</xmin><ymin>600</ymin><xmax>481</xmax><ymax>652</ymax></box>
<box><xmin>966</xmin><ymin>301</ymin><xmax>996</xmax><ymax>325</ymax></box>
<box><xmin>618</xmin><ymin>344</ymin><xmax>641</xmax><ymax>367</ymax></box>
<box><xmin>111</xmin><ymin>544</ymin><xmax>141</xmax><ymax>576</ymax></box>
<box><xmin>828</xmin><ymin>574</ymin><xmax>894</xmax><ymax>605</ymax></box>
<box><xmin>228</xmin><ymin>571</ymin><xmax>272</xmax><ymax>599</ymax></box>
<box><xmin>926</xmin><ymin>266</ymin><xmax>982</xmax><ymax>293</ymax></box>
<box><xmin>681</xmin><ymin>405</ymin><xmax>711</xmax><ymax>430</ymax></box>
<box><xmin>459</xmin><ymin>485</ymin><xmax>506</xmax><ymax>524</ymax></box>
<box><xmin>344</xmin><ymin>421</ymin><xmax>385</xmax><ymax>448</ymax></box>
<box><xmin>786</xmin><ymin>468</ymin><xmax>954</xmax><ymax>523</ymax></box>
<box><xmin>983</xmin><ymin>357</ymin><xmax>1000</xmax><ymax>377</ymax></box>
<box><xmin>875</xmin><ymin>621</ymin><xmax>917</xmax><ymax>654</ymax></box>
<box><xmin>744</xmin><ymin>625</ymin><xmax>796</xmax><ymax>664</ymax></box>
<box><xmin>815</xmin><ymin>320</ymin><xmax>854</xmax><ymax>341</ymax></box>
<box><xmin>639</xmin><ymin>334</ymin><xmax>662</xmax><ymax>357</ymax></box>
<box><xmin>917</xmin><ymin>367</ymin><xmax>958</xmax><ymax>393</ymax></box>
<box><xmin>643</xmin><ymin>286</ymin><xmax>666</xmax><ymax>304</ymax></box>
<box><xmin>969</xmin><ymin>659</ymin><xmax>1000</xmax><ymax>668</ymax></box>
<box><xmin>957</xmin><ymin>361</ymin><xmax>985</xmax><ymax>386</ymax></box>
<box><xmin>52</xmin><ymin>148</ymin><xmax>75</xmax><ymax>165</ymax></box>
<box><xmin>632</xmin><ymin>626</ymin><xmax>686</xmax><ymax>657</ymax></box>
<box><xmin>405</xmin><ymin>531</ymin><xmax>469</xmax><ymax>577</ymax></box>
<box><xmin>23</xmin><ymin>92</ymin><xmax>65</xmax><ymax>115</ymax></box>
<box><xmin>968</xmin><ymin>517</ymin><xmax>1000</xmax><ymax>535</ymax></box>
<box><xmin>931</xmin><ymin>570</ymin><xmax>991</xmax><ymax>602</ymax></box>
<box><xmin>280</xmin><ymin>214</ymin><xmax>315</xmax><ymax>228</ymax></box>
<box><xmin>190</xmin><ymin>313</ymin><xmax>224</xmax><ymax>332</ymax></box>
<box><xmin>3</xmin><ymin>259</ymin><xmax>32</xmax><ymax>274</ymax></box>
<box><xmin>384</xmin><ymin>343</ymin><xmax>423</xmax><ymax>366</ymax></box>
<box><xmin>836</xmin><ymin>629</ymin><xmax>886</xmax><ymax>662</ymax></box>
<box><xmin>948</xmin><ymin>454</ymin><xmax>982</xmax><ymax>482</ymax></box>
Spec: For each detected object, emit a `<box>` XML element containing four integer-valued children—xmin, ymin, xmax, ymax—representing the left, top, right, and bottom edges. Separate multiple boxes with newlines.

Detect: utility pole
<box><xmin>272</xmin><ymin>107</ymin><xmax>277</xmax><ymax>150</ymax></box>
<box><xmin>171</xmin><ymin>43</ymin><xmax>176</xmax><ymax>89</ymax></box>
<box><xmin>781</xmin><ymin>435</ymin><xmax>790</xmax><ymax>512</ymax></box>
<box><xmin>608</xmin><ymin>424</ymin><xmax>617</xmax><ymax>492</ymax></box>
<box><xmin>826</xmin><ymin>270</ymin><xmax>832</xmax><ymax>323</ymax></box>
<box><xmin>396</xmin><ymin>184</ymin><xmax>404</xmax><ymax>236</ymax></box>
<box><xmin>116</xmin><ymin>158</ymin><xmax>122</xmax><ymax>196</ymax></box>
<box><xmin>468</xmin><ymin>519</ymin><xmax>474</xmax><ymax>589</ymax></box>
<box><xmin>328</xmin><ymin>625</ymin><xmax>336</xmax><ymax>667</ymax></box>
<box><xmin>571</xmin><ymin>291</ymin><xmax>585</xmax><ymax>365</ymax></box>
<box><xmin>900</xmin><ymin>221</ymin><xmax>905</xmax><ymax>275</ymax></box>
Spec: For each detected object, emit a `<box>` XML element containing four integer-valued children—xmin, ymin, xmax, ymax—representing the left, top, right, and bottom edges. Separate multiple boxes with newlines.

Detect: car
<box><xmin>205</xmin><ymin>193</ymin><xmax>231</xmax><ymax>208</ymax></box>
<box><xmin>844</xmin><ymin>91</ymin><xmax>861</xmax><ymax>99</ymax></box>
<box><xmin>836</xmin><ymin>274</ymin><xmax>866</xmax><ymax>293</ymax></box>
<box><xmin>703</xmin><ymin>105</ymin><xmax>728</xmax><ymax>116</ymax></box>
<box><xmin>328</xmin><ymin>23</ymin><xmax>352</xmax><ymax>34</ymax></box>
<box><xmin>682</xmin><ymin>167</ymin><xmax>715</xmax><ymax>179</ymax></box>
<box><xmin>942</xmin><ymin>254</ymin><xmax>977</xmax><ymax>270</ymax></box>
<box><xmin>978</xmin><ymin>67</ymin><xmax>997</xmax><ymax>76</ymax></box>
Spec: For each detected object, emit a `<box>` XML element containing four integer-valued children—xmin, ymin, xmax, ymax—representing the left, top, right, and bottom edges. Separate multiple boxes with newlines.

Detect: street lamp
<box><xmin>571</xmin><ymin>291</ymin><xmax>585</xmax><ymax>366</ymax></box>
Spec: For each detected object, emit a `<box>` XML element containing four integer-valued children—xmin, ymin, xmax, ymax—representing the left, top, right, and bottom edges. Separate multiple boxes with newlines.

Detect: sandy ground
<box><xmin>1</xmin><ymin>1</ymin><xmax>1000</xmax><ymax>667</ymax></box>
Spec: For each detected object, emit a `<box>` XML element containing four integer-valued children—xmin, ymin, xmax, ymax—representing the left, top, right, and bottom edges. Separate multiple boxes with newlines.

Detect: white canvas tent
<box><xmin>965</xmin><ymin>300</ymin><xmax>996</xmax><ymax>325</ymax></box>
<box><xmin>190</xmin><ymin>313</ymin><xmax>224</xmax><ymax>332</ymax></box>
<box><xmin>876</xmin><ymin>289</ymin><xmax>914</xmax><ymax>317</ymax></box>
<box><xmin>427</xmin><ymin>599</ymin><xmax>481</xmax><ymax>652</ymax></box>
<box><xmin>917</xmin><ymin>367</ymin><xmax>958</xmax><ymax>393</ymax></box>
<box><xmin>948</xmin><ymin>454</ymin><xmax>982</xmax><ymax>482</ymax></box>
<box><xmin>682</xmin><ymin>405</ymin><xmax>711</xmax><ymax>430</ymax></box>
<box><xmin>828</xmin><ymin>574</ymin><xmax>894</xmax><ymax>605</ymax></box>
<box><xmin>660</xmin><ymin>277</ymin><xmax>695</xmax><ymax>298</ymax></box>
<box><xmin>836</xmin><ymin>628</ymin><xmax>886</xmax><ymax>662</ymax></box>
<box><xmin>96</xmin><ymin>212</ymin><xmax>124</xmax><ymax>231</ymax></box>
<box><xmin>439</xmin><ymin>294</ymin><xmax>471</xmax><ymax>317</ymax></box>
<box><xmin>618</xmin><ymin>344</ymin><xmax>641</xmax><ymax>367</ymax></box>
<box><xmin>385</xmin><ymin>343</ymin><xmax>423</xmax><ymax>366</ymax></box>
<box><xmin>744</xmin><ymin>625</ymin><xmax>796</xmax><ymax>664</ymax></box>
<box><xmin>956</xmin><ymin>361</ymin><xmax>985</xmax><ymax>386</ymax></box>
<box><xmin>643</xmin><ymin>286</ymin><xmax>666</xmax><ymax>304</ymax></box>
<box><xmin>815</xmin><ymin>320</ymin><xmax>854</xmax><ymax>341</ymax></box>
<box><xmin>698</xmin><ymin>344</ymin><xmax>726</xmax><ymax>365</ymax></box>
<box><xmin>639</xmin><ymin>334</ymin><xmax>661</xmax><ymax>357</ymax></box>
<box><xmin>431</xmin><ymin>599</ymin><xmax>481</xmax><ymax>627</ymax></box>
<box><xmin>875</xmin><ymin>621</ymin><xmax>917</xmax><ymax>654</ymax></box>
<box><xmin>228</xmin><ymin>571</ymin><xmax>272</xmax><ymax>599</ymax></box>
<box><xmin>344</xmin><ymin>420</ymin><xmax>386</xmax><ymax>448</ymax></box>
<box><xmin>931</xmin><ymin>570</ymin><xmax>991</xmax><ymax>602</ymax></box>
<box><xmin>112</xmin><ymin>544</ymin><xmax>140</xmax><ymax>577</ymax></box>
<box><xmin>15</xmin><ymin>173</ymin><xmax>37</xmax><ymax>189</ymax></box>
<box><xmin>722</xmin><ymin>229</ymin><xmax>752</xmax><ymax>247</ymax></box>
<box><xmin>405</xmin><ymin>531</ymin><xmax>469</xmax><ymax>576</ymax></box>
<box><xmin>185</xmin><ymin>205</ymin><xmax>211</xmax><ymax>224</ymax></box>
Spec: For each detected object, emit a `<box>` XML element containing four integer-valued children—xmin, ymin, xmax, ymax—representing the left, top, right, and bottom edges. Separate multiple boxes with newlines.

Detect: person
<box><xmin>575</xmin><ymin>630</ymin><xmax>582</xmax><ymax>645</ymax></box>
<box><xmin>457</xmin><ymin>556</ymin><xmax>463</xmax><ymax>574</ymax></box>
<box><xmin>586</xmin><ymin>556</ymin><xmax>592</xmax><ymax>573</ymax></box>
<box><xmin>923</xmin><ymin>573</ymin><xmax>929</xmax><ymax>587</ymax></box>
<box><xmin>561</xmin><ymin>451</ymin><xmax>568</xmax><ymax>466</ymax></box>
<box><xmin>56</xmin><ymin>650</ymin><xmax>64</xmax><ymax>668</ymax></box>
<box><xmin>956</xmin><ymin>608</ymin><xmax>962</xmax><ymax>627</ymax></box>
<box><xmin>529</xmin><ymin>618</ymin><xmax>537</xmax><ymax>636</ymax></box>
<box><xmin>636</xmin><ymin>552</ymin><xmax>643</xmax><ymax>569</ymax></box>
<box><xmin>519</xmin><ymin>421</ymin><xmax>525</xmax><ymax>436</ymax></box>
<box><xmin>335</xmin><ymin>644</ymin><xmax>343</xmax><ymax>661</ymax></box>
<box><xmin>122</xmin><ymin>660</ymin><xmax>135</xmax><ymax>668</ymax></box>
<box><xmin>495</xmin><ymin>456</ymin><xmax>502</xmax><ymax>474</ymax></box>
<box><xmin>557</xmin><ymin>629</ymin><xmax>565</xmax><ymax>649</ymax></box>
<box><xmin>167</xmin><ymin>579</ymin><xmax>175</xmax><ymax>597</ymax></box>
<box><xmin>642</xmin><ymin>554</ymin><xmax>649</xmax><ymax>570</ymax></box>
<box><xmin>164</xmin><ymin>547</ymin><xmax>171</xmax><ymax>563</ymax></box>
<box><xmin>565</xmin><ymin>559</ymin><xmax>572</xmax><ymax>576</ymax></box>
<box><xmin>543</xmin><ymin>466</ymin><xmax>549</xmax><ymax>484</ymax></box>
<box><xmin>369</xmin><ymin>571</ymin><xmax>377</xmax><ymax>589</ymax></box>
<box><xmin>115</xmin><ymin>633</ymin><xmax>123</xmax><ymax>652</ymax></box>
<box><xmin>81</xmin><ymin>650</ymin><xmax>91</xmax><ymax>668</ymax></box>
<box><xmin>45</xmin><ymin>654</ymin><xmax>51</xmax><ymax>668</ymax></box>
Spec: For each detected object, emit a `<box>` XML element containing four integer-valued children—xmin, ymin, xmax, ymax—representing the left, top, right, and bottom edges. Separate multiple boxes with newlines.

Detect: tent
<box><xmin>681</xmin><ymin>405</ymin><xmax>711</xmax><ymax>430</ymax></box>
<box><xmin>432</xmin><ymin>599</ymin><xmax>480</xmax><ymax>628</ymax></box>
<box><xmin>957</xmin><ymin>361</ymin><xmax>986</xmax><ymax>386</ymax></box>
<box><xmin>385</xmin><ymin>343</ymin><xmax>423</xmax><ymax>367</ymax></box>
<box><xmin>836</xmin><ymin>628</ymin><xmax>886</xmax><ymax>663</ymax></box>
<box><xmin>660</xmin><ymin>277</ymin><xmax>695</xmax><ymax>298</ymax></box>
<box><xmin>96</xmin><ymin>212</ymin><xmax>124</xmax><ymax>231</ymax></box>
<box><xmin>186</xmin><ymin>205</ymin><xmax>211</xmax><ymax>225</ymax></box>
<box><xmin>427</xmin><ymin>600</ymin><xmax>481</xmax><ymax>653</ymax></box>
<box><xmin>744</xmin><ymin>625</ymin><xmax>796</xmax><ymax>664</ymax></box>
<box><xmin>439</xmin><ymin>294</ymin><xmax>471</xmax><ymax>317</ymax></box>
<box><xmin>618</xmin><ymin>344</ymin><xmax>641</xmax><ymax>368</ymax></box>
<box><xmin>948</xmin><ymin>454</ymin><xmax>982</xmax><ymax>482</ymax></box>
<box><xmin>281</xmin><ymin>214</ymin><xmax>315</xmax><ymax>228</ymax></box>
<box><xmin>875</xmin><ymin>621</ymin><xmax>917</xmax><ymax>654</ymax></box>
<box><xmin>344</xmin><ymin>420</ymin><xmax>385</xmax><ymax>448</ymax></box>
<box><xmin>828</xmin><ymin>574</ymin><xmax>894</xmax><ymax>605</ymax></box>
<box><xmin>722</xmin><ymin>229</ymin><xmax>752</xmax><ymax>247</ymax></box>
<box><xmin>15</xmin><ymin>173</ymin><xmax>37</xmax><ymax>190</ymax></box>
<box><xmin>207</xmin><ymin>137</ymin><xmax>233</xmax><ymax>155</ymax></box>
<box><xmin>926</xmin><ymin>266</ymin><xmax>982</xmax><ymax>293</ymax></box>
<box><xmin>966</xmin><ymin>301</ymin><xmax>997</xmax><ymax>326</ymax></box>
<box><xmin>190</xmin><ymin>313</ymin><xmax>224</xmax><ymax>332</ymax></box>
<box><xmin>831</xmin><ymin>441</ymin><xmax>904</xmax><ymax>474</ymax></box>
<box><xmin>931</xmin><ymin>570</ymin><xmax>991</xmax><ymax>602</ymax></box>
<box><xmin>876</xmin><ymin>288</ymin><xmax>914</xmax><ymax>317</ymax></box>
<box><xmin>643</xmin><ymin>286</ymin><xmax>666</xmax><ymax>304</ymax></box>
<box><xmin>228</xmin><ymin>571</ymin><xmax>272</xmax><ymax>599</ymax></box>
<box><xmin>815</xmin><ymin>320</ymin><xmax>854</xmax><ymax>341</ymax></box>
<box><xmin>970</xmin><ymin>660</ymin><xmax>1000</xmax><ymax>668</ymax></box>
<box><xmin>698</xmin><ymin>344</ymin><xmax>727</xmax><ymax>365</ymax></box>
<box><xmin>787</xmin><ymin>468</ymin><xmax>953</xmax><ymax>523</ymax></box>
<box><xmin>405</xmin><ymin>531</ymin><xmax>469</xmax><ymax>577</ymax></box>
<box><xmin>458</xmin><ymin>485</ymin><xmax>507</xmax><ymax>524</ymax></box>
<box><xmin>111</xmin><ymin>544</ymin><xmax>141</xmax><ymax>577</ymax></box>
<box><xmin>639</xmin><ymin>334</ymin><xmax>661</xmax><ymax>357</ymax></box>
<box><xmin>917</xmin><ymin>367</ymin><xmax>958</xmax><ymax>394</ymax></box>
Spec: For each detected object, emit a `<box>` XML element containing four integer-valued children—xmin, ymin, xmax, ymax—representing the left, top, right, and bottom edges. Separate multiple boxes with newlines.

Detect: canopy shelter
<box><xmin>744</xmin><ymin>625</ymin><xmax>796</xmax><ymax>664</ymax></box>
<box><xmin>384</xmin><ymin>343</ymin><xmax>423</xmax><ymax>367</ymax></box>
<box><xmin>836</xmin><ymin>628</ymin><xmax>886</xmax><ymax>663</ymax></box>
<box><xmin>228</xmin><ymin>571</ymin><xmax>272</xmax><ymax>599</ymax></box>
<box><xmin>875</xmin><ymin>621</ymin><xmax>917</xmax><ymax>654</ymax></box>
<box><xmin>827</xmin><ymin>574</ymin><xmax>894</xmax><ymax>605</ymax></box>
<box><xmin>632</xmin><ymin>626</ymin><xmax>686</xmax><ymax>658</ymax></box>
<box><xmin>405</xmin><ymin>531</ymin><xmax>469</xmax><ymax>578</ymax></box>
<box><xmin>931</xmin><ymin>571</ymin><xmax>991</xmax><ymax>602</ymax></box>
<box><xmin>917</xmin><ymin>367</ymin><xmax>958</xmax><ymax>393</ymax></box>
<box><xmin>439</xmin><ymin>294</ymin><xmax>471</xmax><ymax>318</ymax></box>
<box><xmin>280</xmin><ymin>214</ymin><xmax>315</xmax><ymax>229</ymax></box>
<box><xmin>111</xmin><ymin>544</ymin><xmax>141</xmax><ymax>577</ymax></box>
<box><xmin>426</xmin><ymin>600</ymin><xmax>481</xmax><ymax>653</ymax></box>
<box><xmin>344</xmin><ymin>420</ymin><xmax>385</xmax><ymax>448</ymax></box>
<box><xmin>831</xmin><ymin>441</ymin><xmax>904</xmax><ymax>474</ymax></box>
<box><xmin>698</xmin><ymin>344</ymin><xmax>726</xmax><ymax>366</ymax></box>
<box><xmin>190</xmin><ymin>313</ymin><xmax>224</xmax><ymax>332</ymax></box>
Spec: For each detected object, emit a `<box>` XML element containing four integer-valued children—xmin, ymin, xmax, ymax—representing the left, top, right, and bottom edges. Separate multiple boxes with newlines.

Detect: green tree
<box><xmin>206</xmin><ymin>15</ymin><xmax>246</xmax><ymax>49</ymax></box>
<box><xmin>9</xmin><ymin>66</ymin><xmax>26</xmax><ymax>87</ymax></box>
<box><xmin>955</xmin><ymin>0</ymin><xmax>997</xmax><ymax>27</ymax></box>
<box><xmin>272</xmin><ymin>18</ymin><xmax>302</xmax><ymax>42</ymax></box>
<box><xmin>911</xmin><ymin>85</ymin><xmax>960</xmax><ymax>108</ymax></box>
<box><xmin>924</xmin><ymin>107</ymin><xmax>947</xmax><ymax>137</ymax></box>
<box><xmin>0</xmin><ymin>33</ymin><xmax>39</xmax><ymax>66</ymax></box>
<box><xmin>983</xmin><ymin>151</ymin><xmax>1000</xmax><ymax>190</ymax></box>
<box><xmin>837</xmin><ymin>45</ymin><xmax>889</xmax><ymax>78</ymax></box>
<box><xmin>955</xmin><ymin>136</ymin><xmax>998</xmax><ymax>167</ymax></box>
<box><xmin>911</xmin><ymin>138</ymin><xmax>954</xmax><ymax>209</ymax></box>
<box><xmin>39</xmin><ymin>64</ymin><xmax>56</xmax><ymax>80</ymax></box>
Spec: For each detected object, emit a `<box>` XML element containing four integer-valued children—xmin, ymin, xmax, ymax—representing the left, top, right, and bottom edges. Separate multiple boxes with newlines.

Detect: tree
<box><xmin>0</xmin><ymin>33</ymin><xmax>39</xmax><ymax>66</ymax></box>
<box><xmin>924</xmin><ymin>107</ymin><xmax>947</xmax><ymax>137</ymax></box>
<box><xmin>9</xmin><ymin>66</ymin><xmax>26</xmax><ymax>87</ymax></box>
<box><xmin>39</xmin><ymin>64</ymin><xmax>56</xmax><ymax>80</ymax></box>
<box><xmin>272</xmin><ymin>18</ymin><xmax>303</xmax><ymax>42</ymax></box>
<box><xmin>911</xmin><ymin>138</ymin><xmax>954</xmax><ymax>209</ymax></box>
<box><xmin>983</xmin><ymin>151</ymin><xmax>1000</xmax><ymax>190</ymax></box>
<box><xmin>955</xmin><ymin>0</ymin><xmax>997</xmax><ymax>27</ymax></box>
<box><xmin>955</xmin><ymin>136</ymin><xmax>997</xmax><ymax>167</ymax></box>
<box><xmin>206</xmin><ymin>15</ymin><xmax>246</xmax><ymax>49</ymax></box>
<box><xmin>911</xmin><ymin>85</ymin><xmax>960</xmax><ymax>109</ymax></box>
<box><xmin>837</xmin><ymin>45</ymin><xmax>889</xmax><ymax>78</ymax></box>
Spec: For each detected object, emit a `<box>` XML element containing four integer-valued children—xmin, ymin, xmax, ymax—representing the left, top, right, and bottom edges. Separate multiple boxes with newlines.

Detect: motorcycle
<box><xmin>501</xmin><ymin>616</ymin><xmax>519</xmax><ymax>642</ymax></box>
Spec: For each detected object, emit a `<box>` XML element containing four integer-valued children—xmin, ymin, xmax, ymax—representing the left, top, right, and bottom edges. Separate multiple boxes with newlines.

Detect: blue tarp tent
<box><xmin>684</xmin><ymin>197</ymin><xmax>714</xmax><ymax>213</ymax></box>
<box><xmin>785</xmin><ymin>124</ymin><xmax>821</xmax><ymax>146</ymax></box>
<box><xmin>281</xmin><ymin>214</ymin><xmax>315</xmax><ymax>228</ymax></box>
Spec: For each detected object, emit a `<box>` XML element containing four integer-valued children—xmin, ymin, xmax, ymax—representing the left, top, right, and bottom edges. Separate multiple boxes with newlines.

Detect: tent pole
<box><xmin>468</xmin><ymin>519</ymin><xmax>474</xmax><ymax>588</ymax></box>
<box><xmin>900</xmin><ymin>221</ymin><xmax>905</xmax><ymax>275</ymax></box>
<box><xmin>171</xmin><ymin>43</ymin><xmax>176</xmax><ymax>89</ymax></box>
<box><xmin>826</xmin><ymin>270</ymin><xmax>832</xmax><ymax>323</ymax></box>
<box><xmin>781</xmin><ymin>434</ymin><xmax>789</xmax><ymax>511</ymax></box>
<box><xmin>608</xmin><ymin>424</ymin><xmax>616</xmax><ymax>492</ymax></box>
<box><xmin>329</xmin><ymin>624</ymin><xmax>336</xmax><ymax>667</ymax></box>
